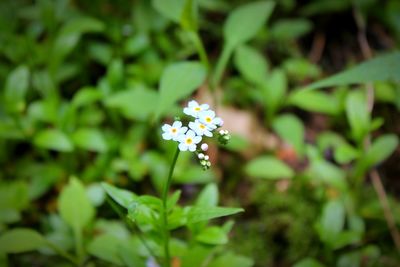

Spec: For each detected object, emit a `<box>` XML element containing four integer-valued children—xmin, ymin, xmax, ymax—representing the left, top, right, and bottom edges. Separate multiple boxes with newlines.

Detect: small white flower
<box><xmin>198</xmin><ymin>153</ymin><xmax>205</xmax><ymax>159</ymax></box>
<box><xmin>178</xmin><ymin>130</ymin><xmax>202</xmax><ymax>152</ymax></box>
<box><xmin>189</xmin><ymin>120</ymin><xmax>213</xmax><ymax>137</ymax></box>
<box><xmin>199</xmin><ymin>110</ymin><xmax>223</xmax><ymax>130</ymax></box>
<box><xmin>201</xmin><ymin>143</ymin><xmax>208</xmax><ymax>151</ymax></box>
<box><xmin>219</xmin><ymin>129</ymin><xmax>225</xmax><ymax>135</ymax></box>
<box><xmin>162</xmin><ymin>121</ymin><xmax>187</xmax><ymax>141</ymax></box>
<box><xmin>183</xmin><ymin>100</ymin><xmax>209</xmax><ymax>118</ymax></box>
<box><xmin>204</xmin><ymin>155</ymin><xmax>209</xmax><ymax>160</ymax></box>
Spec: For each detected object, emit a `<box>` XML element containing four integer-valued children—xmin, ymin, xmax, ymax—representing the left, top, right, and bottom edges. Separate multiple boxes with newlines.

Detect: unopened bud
<box><xmin>198</xmin><ymin>153</ymin><xmax>205</xmax><ymax>159</ymax></box>
<box><xmin>204</xmin><ymin>155</ymin><xmax>209</xmax><ymax>160</ymax></box>
<box><xmin>201</xmin><ymin>143</ymin><xmax>208</xmax><ymax>151</ymax></box>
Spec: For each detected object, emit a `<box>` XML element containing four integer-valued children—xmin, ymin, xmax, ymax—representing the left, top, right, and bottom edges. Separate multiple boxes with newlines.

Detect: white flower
<box><xmin>198</xmin><ymin>110</ymin><xmax>223</xmax><ymax>130</ymax></box>
<box><xmin>198</xmin><ymin>153</ymin><xmax>205</xmax><ymax>159</ymax></box>
<box><xmin>178</xmin><ymin>130</ymin><xmax>202</xmax><ymax>152</ymax></box>
<box><xmin>162</xmin><ymin>121</ymin><xmax>187</xmax><ymax>141</ymax></box>
<box><xmin>189</xmin><ymin>120</ymin><xmax>213</xmax><ymax>137</ymax></box>
<box><xmin>183</xmin><ymin>100</ymin><xmax>209</xmax><ymax>118</ymax></box>
<box><xmin>201</xmin><ymin>143</ymin><xmax>208</xmax><ymax>151</ymax></box>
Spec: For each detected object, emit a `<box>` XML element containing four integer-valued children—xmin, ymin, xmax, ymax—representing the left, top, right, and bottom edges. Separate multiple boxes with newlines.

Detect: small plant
<box><xmin>103</xmin><ymin>99</ymin><xmax>242</xmax><ymax>267</ymax></box>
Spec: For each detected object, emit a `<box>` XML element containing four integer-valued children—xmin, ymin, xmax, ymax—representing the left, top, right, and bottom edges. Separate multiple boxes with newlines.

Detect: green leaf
<box><xmin>186</xmin><ymin>206</ymin><xmax>243</xmax><ymax>224</ymax></box>
<box><xmin>262</xmin><ymin>69</ymin><xmax>287</xmax><ymax>118</ymax></box>
<box><xmin>152</xmin><ymin>0</ymin><xmax>185</xmax><ymax>22</ymax></box>
<box><xmin>208</xmin><ymin>252</ymin><xmax>254</xmax><ymax>267</ymax></box>
<box><xmin>363</xmin><ymin>134</ymin><xmax>398</xmax><ymax>168</ymax></box>
<box><xmin>334</xmin><ymin>143</ymin><xmax>360</xmax><ymax>164</ymax></box>
<box><xmin>72</xmin><ymin>128</ymin><xmax>108</xmax><ymax>152</ymax></box>
<box><xmin>156</xmin><ymin>61</ymin><xmax>206</xmax><ymax>118</ymax></box>
<box><xmin>33</xmin><ymin>129</ymin><xmax>74</xmax><ymax>152</ymax></box>
<box><xmin>87</xmin><ymin>234</ymin><xmax>123</xmax><ymax>265</ymax></box>
<box><xmin>196</xmin><ymin>183</ymin><xmax>218</xmax><ymax>207</ymax></box>
<box><xmin>180</xmin><ymin>0</ymin><xmax>198</xmax><ymax>31</ymax></box>
<box><xmin>4</xmin><ymin>65</ymin><xmax>30</xmax><ymax>112</ymax></box>
<box><xmin>345</xmin><ymin>90</ymin><xmax>370</xmax><ymax>142</ymax></box>
<box><xmin>102</xmin><ymin>183</ymin><xmax>138</xmax><ymax>209</ymax></box>
<box><xmin>293</xmin><ymin>258</ymin><xmax>326</xmax><ymax>267</ymax></box>
<box><xmin>283</xmin><ymin>58</ymin><xmax>321</xmax><ymax>81</ymax></box>
<box><xmin>234</xmin><ymin>45</ymin><xmax>269</xmax><ymax>84</ymax></box>
<box><xmin>105</xmin><ymin>86</ymin><xmax>158</xmax><ymax>121</ymax></box>
<box><xmin>270</xmin><ymin>19</ymin><xmax>313</xmax><ymax>41</ymax></box>
<box><xmin>308</xmin><ymin>159</ymin><xmax>347</xmax><ymax>191</ymax></box>
<box><xmin>224</xmin><ymin>1</ymin><xmax>275</xmax><ymax>48</ymax></box>
<box><xmin>273</xmin><ymin>114</ymin><xmax>305</xmax><ymax>156</ymax></box>
<box><xmin>288</xmin><ymin>90</ymin><xmax>341</xmax><ymax>115</ymax></box>
<box><xmin>196</xmin><ymin>226</ymin><xmax>228</xmax><ymax>245</ymax></box>
<box><xmin>245</xmin><ymin>155</ymin><xmax>294</xmax><ymax>179</ymax></box>
<box><xmin>0</xmin><ymin>181</ymin><xmax>29</xmax><ymax>223</ymax></box>
<box><xmin>58</xmin><ymin>177</ymin><xmax>95</xmax><ymax>231</ymax></box>
<box><xmin>72</xmin><ymin>87</ymin><xmax>103</xmax><ymax>107</ymax></box>
<box><xmin>304</xmin><ymin>52</ymin><xmax>400</xmax><ymax>90</ymax></box>
<box><xmin>316</xmin><ymin>199</ymin><xmax>345</xmax><ymax>246</ymax></box>
<box><xmin>0</xmin><ymin>229</ymin><xmax>47</xmax><ymax>253</ymax></box>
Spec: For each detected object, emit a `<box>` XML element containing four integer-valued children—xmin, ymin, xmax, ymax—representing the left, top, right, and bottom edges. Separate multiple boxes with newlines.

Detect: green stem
<box><xmin>74</xmin><ymin>227</ymin><xmax>84</xmax><ymax>266</ymax></box>
<box><xmin>188</xmin><ymin>31</ymin><xmax>209</xmax><ymax>70</ymax></box>
<box><xmin>211</xmin><ymin>43</ymin><xmax>233</xmax><ymax>91</ymax></box>
<box><xmin>46</xmin><ymin>241</ymin><xmax>79</xmax><ymax>266</ymax></box>
<box><xmin>161</xmin><ymin>146</ymin><xmax>180</xmax><ymax>267</ymax></box>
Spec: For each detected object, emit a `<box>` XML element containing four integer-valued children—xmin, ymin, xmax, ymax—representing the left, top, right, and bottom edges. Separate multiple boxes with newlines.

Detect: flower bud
<box><xmin>204</xmin><ymin>155</ymin><xmax>209</xmax><ymax>160</ymax></box>
<box><xmin>201</xmin><ymin>143</ymin><xmax>208</xmax><ymax>151</ymax></box>
<box><xmin>198</xmin><ymin>153</ymin><xmax>205</xmax><ymax>159</ymax></box>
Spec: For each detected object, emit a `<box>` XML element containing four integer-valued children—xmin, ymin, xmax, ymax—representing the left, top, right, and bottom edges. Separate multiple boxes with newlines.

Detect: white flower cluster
<box><xmin>161</xmin><ymin>100</ymin><xmax>229</xmax><ymax>170</ymax></box>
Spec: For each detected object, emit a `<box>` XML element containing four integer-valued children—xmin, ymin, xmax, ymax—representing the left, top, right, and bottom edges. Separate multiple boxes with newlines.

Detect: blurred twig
<box><xmin>353</xmin><ymin>7</ymin><xmax>400</xmax><ymax>253</ymax></box>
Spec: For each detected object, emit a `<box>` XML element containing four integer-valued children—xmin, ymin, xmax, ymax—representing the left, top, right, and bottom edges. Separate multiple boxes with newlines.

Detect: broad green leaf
<box><xmin>234</xmin><ymin>45</ymin><xmax>269</xmax><ymax>84</ymax></box>
<box><xmin>196</xmin><ymin>226</ymin><xmax>228</xmax><ymax>245</ymax></box>
<box><xmin>102</xmin><ymin>183</ymin><xmax>138</xmax><ymax>209</ymax></box>
<box><xmin>288</xmin><ymin>90</ymin><xmax>341</xmax><ymax>115</ymax></box>
<box><xmin>293</xmin><ymin>258</ymin><xmax>326</xmax><ymax>267</ymax></box>
<box><xmin>273</xmin><ymin>114</ymin><xmax>305</xmax><ymax>156</ymax></box>
<box><xmin>262</xmin><ymin>69</ymin><xmax>287</xmax><ymax>118</ymax></box>
<box><xmin>208</xmin><ymin>252</ymin><xmax>254</xmax><ymax>267</ymax></box>
<box><xmin>87</xmin><ymin>234</ymin><xmax>123</xmax><ymax>265</ymax></box>
<box><xmin>270</xmin><ymin>19</ymin><xmax>313</xmax><ymax>41</ymax></box>
<box><xmin>316</xmin><ymin>199</ymin><xmax>345</xmax><ymax>246</ymax></box>
<box><xmin>0</xmin><ymin>229</ymin><xmax>47</xmax><ymax>253</ymax></box>
<box><xmin>196</xmin><ymin>183</ymin><xmax>218</xmax><ymax>207</ymax></box>
<box><xmin>4</xmin><ymin>65</ymin><xmax>30</xmax><ymax>112</ymax></box>
<box><xmin>156</xmin><ymin>61</ymin><xmax>206</xmax><ymax>118</ymax></box>
<box><xmin>224</xmin><ymin>1</ymin><xmax>275</xmax><ymax>47</ymax></box>
<box><xmin>72</xmin><ymin>128</ymin><xmax>108</xmax><ymax>152</ymax></box>
<box><xmin>105</xmin><ymin>86</ymin><xmax>158</xmax><ymax>121</ymax></box>
<box><xmin>0</xmin><ymin>181</ymin><xmax>29</xmax><ymax>223</ymax></box>
<box><xmin>186</xmin><ymin>206</ymin><xmax>243</xmax><ymax>224</ymax></box>
<box><xmin>58</xmin><ymin>177</ymin><xmax>95</xmax><ymax>231</ymax></box>
<box><xmin>363</xmin><ymin>134</ymin><xmax>398</xmax><ymax>169</ymax></box>
<box><xmin>283</xmin><ymin>58</ymin><xmax>321</xmax><ymax>81</ymax></box>
<box><xmin>33</xmin><ymin>129</ymin><xmax>74</xmax><ymax>152</ymax></box>
<box><xmin>345</xmin><ymin>90</ymin><xmax>370</xmax><ymax>142</ymax></box>
<box><xmin>72</xmin><ymin>87</ymin><xmax>103</xmax><ymax>107</ymax></box>
<box><xmin>245</xmin><ymin>155</ymin><xmax>294</xmax><ymax>179</ymax></box>
<box><xmin>152</xmin><ymin>0</ymin><xmax>185</xmax><ymax>22</ymax></box>
<box><xmin>304</xmin><ymin>52</ymin><xmax>400</xmax><ymax>90</ymax></box>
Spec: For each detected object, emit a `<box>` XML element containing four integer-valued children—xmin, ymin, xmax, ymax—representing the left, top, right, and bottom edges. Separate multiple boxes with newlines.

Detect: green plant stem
<box><xmin>74</xmin><ymin>227</ymin><xmax>84</xmax><ymax>266</ymax></box>
<box><xmin>47</xmin><ymin>241</ymin><xmax>79</xmax><ymax>266</ymax></box>
<box><xmin>188</xmin><ymin>31</ymin><xmax>209</xmax><ymax>70</ymax></box>
<box><xmin>211</xmin><ymin>44</ymin><xmax>233</xmax><ymax>91</ymax></box>
<box><xmin>161</xmin><ymin>146</ymin><xmax>180</xmax><ymax>267</ymax></box>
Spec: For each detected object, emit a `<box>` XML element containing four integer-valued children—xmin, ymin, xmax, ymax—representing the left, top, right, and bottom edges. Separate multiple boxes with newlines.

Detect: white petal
<box><xmin>179</xmin><ymin>127</ymin><xmax>188</xmax><ymax>134</ymax></box>
<box><xmin>179</xmin><ymin>143</ymin><xmax>188</xmax><ymax>151</ymax></box>
<box><xmin>186</xmin><ymin>130</ymin><xmax>196</xmax><ymax>138</ymax></box>
<box><xmin>177</xmin><ymin>134</ymin><xmax>186</xmax><ymax>142</ymax></box>
<box><xmin>188</xmin><ymin>144</ymin><xmax>196</xmax><ymax>152</ymax></box>
<box><xmin>204</xmin><ymin>131</ymin><xmax>213</xmax><ymax>137</ymax></box>
<box><xmin>193</xmin><ymin>136</ymin><xmax>202</xmax><ymax>144</ymax></box>
<box><xmin>183</xmin><ymin>107</ymin><xmax>191</xmax><ymax>115</ymax></box>
<box><xmin>173</xmin><ymin>121</ymin><xmax>182</xmax><ymax>128</ymax></box>
<box><xmin>188</xmin><ymin>100</ymin><xmax>198</xmax><ymax>107</ymax></box>
<box><xmin>200</xmin><ymin>104</ymin><xmax>209</xmax><ymax>110</ymax></box>
<box><xmin>189</xmin><ymin>121</ymin><xmax>196</xmax><ymax>130</ymax></box>
<box><xmin>162</xmin><ymin>133</ymin><xmax>172</xmax><ymax>140</ymax></box>
<box><xmin>162</xmin><ymin>124</ymin><xmax>171</xmax><ymax>132</ymax></box>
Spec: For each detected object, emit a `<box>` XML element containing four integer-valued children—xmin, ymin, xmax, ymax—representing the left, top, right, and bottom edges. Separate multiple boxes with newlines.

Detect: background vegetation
<box><xmin>0</xmin><ymin>0</ymin><xmax>400</xmax><ymax>266</ymax></box>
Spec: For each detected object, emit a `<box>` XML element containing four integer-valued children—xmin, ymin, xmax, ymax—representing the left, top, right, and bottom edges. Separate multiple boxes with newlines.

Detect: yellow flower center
<box><xmin>200</xmin><ymin>124</ymin><xmax>205</xmax><ymax>129</ymax></box>
<box><xmin>171</xmin><ymin>128</ymin><xmax>177</xmax><ymax>133</ymax></box>
<box><xmin>195</xmin><ymin>107</ymin><xmax>201</xmax><ymax>111</ymax></box>
<box><xmin>185</xmin><ymin>138</ymin><xmax>193</xmax><ymax>144</ymax></box>
<box><xmin>205</xmin><ymin>117</ymin><xmax>212</xmax><ymax>123</ymax></box>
